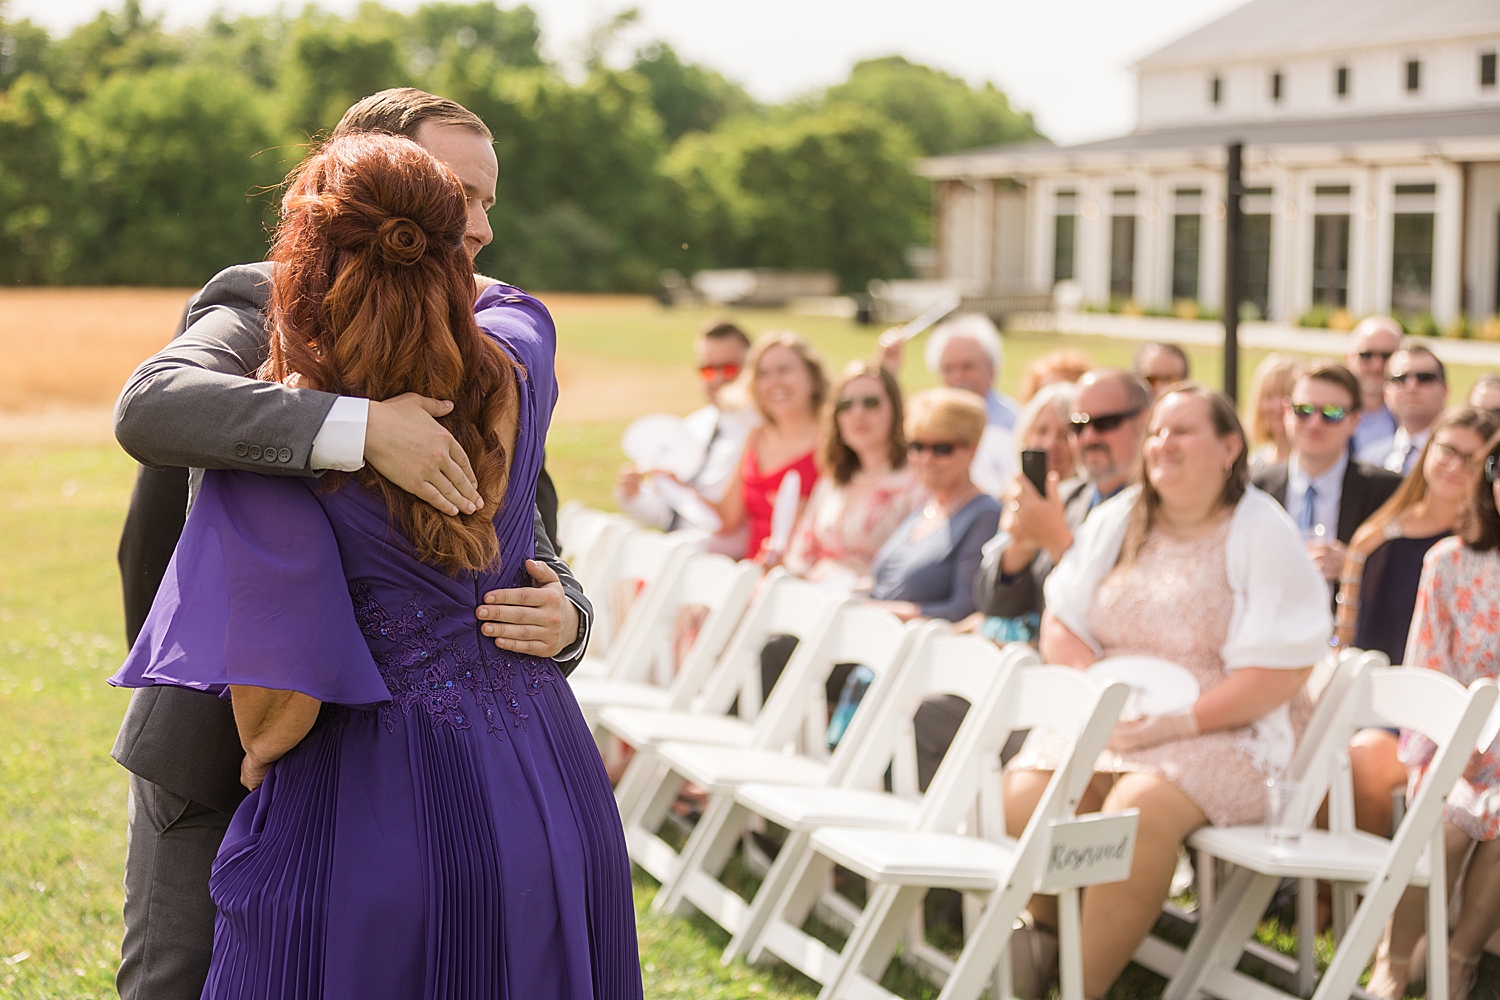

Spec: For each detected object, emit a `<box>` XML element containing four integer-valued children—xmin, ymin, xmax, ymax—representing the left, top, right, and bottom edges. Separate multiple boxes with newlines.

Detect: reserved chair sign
<box><xmin>1036</xmin><ymin>810</ymin><xmax>1140</xmax><ymax>893</ymax></box>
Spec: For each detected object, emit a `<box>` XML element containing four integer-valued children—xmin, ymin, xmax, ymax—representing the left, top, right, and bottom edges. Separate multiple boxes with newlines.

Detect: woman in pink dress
<box><xmin>1369</xmin><ymin>431</ymin><xmax>1500</xmax><ymax>1000</ymax></box>
<box><xmin>1005</xmin><ymin>384</ymin><xmax>1330</xmax><ymax>999</ymax></box>
<box><xmin>704</xmin><ymin>331</ymin><xmax>825</xmax><ymax>561</ymax></box>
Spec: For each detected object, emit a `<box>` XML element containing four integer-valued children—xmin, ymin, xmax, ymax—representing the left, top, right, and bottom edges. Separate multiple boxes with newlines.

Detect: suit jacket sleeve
<box><xmin>113</xmin><ymin>262</ymin><xmax>339</xmax><ymax>475</ymax></box>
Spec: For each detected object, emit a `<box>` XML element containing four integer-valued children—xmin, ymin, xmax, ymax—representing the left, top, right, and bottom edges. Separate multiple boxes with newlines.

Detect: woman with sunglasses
<box><xmin>1368</xmin><ymin>430</ymin><xmax>1500</xmax><ymax>1000</ymax></box>
<box><xmin>866</xmin><ymin>388</ymin><xmax>1002</xmax><ymax>623</ymax></box>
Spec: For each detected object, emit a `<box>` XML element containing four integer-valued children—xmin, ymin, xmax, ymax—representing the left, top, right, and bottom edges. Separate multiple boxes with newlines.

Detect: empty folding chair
<box><xmin>572</xmin><ymin>526</ymin><xmax>689</xmax><ymax>674</ymax></box>
<box><xmin>1161</xmin><ymin>666</ymin><xmax>1498</xmax><ymax>1000</ymax></box>
<box><xmin>644</xmin><ymin>607</ymin><xmax>925</xmax><ymax>918</ymax></box>
<box><xmin>753</xmin><ymin>665</ymin><xmax>1132</xmax><ymax>1000</ymax></box>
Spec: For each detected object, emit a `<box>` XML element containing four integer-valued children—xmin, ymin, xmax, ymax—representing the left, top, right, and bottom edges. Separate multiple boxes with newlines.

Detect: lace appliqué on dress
<box><xmin>350</xmin><ymin>581</ymin><xmax>555</xmax><ymax>738</ymax></box>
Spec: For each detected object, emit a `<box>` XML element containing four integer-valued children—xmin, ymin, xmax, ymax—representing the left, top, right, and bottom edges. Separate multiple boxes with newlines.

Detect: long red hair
<box><xmin>264</xmin><ymin>132</ymin><xmax>519</xmax><ymax>574</ymax></box>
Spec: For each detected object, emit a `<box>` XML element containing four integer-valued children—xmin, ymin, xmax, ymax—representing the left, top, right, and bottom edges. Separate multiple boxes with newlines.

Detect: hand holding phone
<box><xmin>1021</xmin><ymin>450</ymin><xmax>1048</xmax><ymax>496</ymax></box>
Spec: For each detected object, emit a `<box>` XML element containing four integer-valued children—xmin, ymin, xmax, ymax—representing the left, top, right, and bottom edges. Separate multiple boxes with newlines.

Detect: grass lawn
<box><xmin>2</xmin><ymin>297</ymin><xmax>1498</xmax><ymax>998</ymax></box>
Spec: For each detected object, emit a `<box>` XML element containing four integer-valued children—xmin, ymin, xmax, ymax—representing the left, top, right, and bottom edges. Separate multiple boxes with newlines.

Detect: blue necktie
<box><xmin>1302</xmin><ymin>484</ymin><xmax>1318</xmax><ymax>532</ymax></box>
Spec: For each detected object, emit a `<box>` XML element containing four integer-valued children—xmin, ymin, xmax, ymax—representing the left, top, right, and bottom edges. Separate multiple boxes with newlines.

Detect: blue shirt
<box><xmin>985</xmin><ymin>389</ymin><xmax>1020</xmax><ymax>433</ymax></box>
<box><xmin>1353</xmin><ymin>405</ymin><xmax>1397</xmax><ymax>465</ymax></box>
<box><xmin>870</xmin><ymin>494</ymin><xmax>1003</xmax><ymax>622</ymax></box>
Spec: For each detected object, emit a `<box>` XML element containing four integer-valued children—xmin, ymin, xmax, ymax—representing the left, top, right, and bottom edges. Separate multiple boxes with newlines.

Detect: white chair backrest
<box><xmin>555</xmin><ymin>499</ymin><xmax>589</xmax><ymax>554</ymax></box>
<box><xmin>692</xmin><ymin>573</ymin><xmax>850</xmax><ymax>717</ymax></box>
<box><xmin>656</xmin><ymin>555</ymin><xmax>762</xmax><ymax>709</ymax></box>
<box><xmin>1357</xmin><ymin>666</ymin><xmax>1487</xmax><ymax>747</ymax></box>
<box><xmin>586</xmin><ymin>526</ymin><xmax>688</xmax><ymax>659</ymax></box>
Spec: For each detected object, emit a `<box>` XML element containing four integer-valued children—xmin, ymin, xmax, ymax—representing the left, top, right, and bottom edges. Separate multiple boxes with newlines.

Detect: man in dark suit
<box><xmin>1253</xmin><ymin>362</ymin><xmax>1401</xmax><ymax>599</ymax></box>
<box><xmin>111</xmin><ymin>89</ymin><xmax>591</xmax><ymax>1000</ymax></box>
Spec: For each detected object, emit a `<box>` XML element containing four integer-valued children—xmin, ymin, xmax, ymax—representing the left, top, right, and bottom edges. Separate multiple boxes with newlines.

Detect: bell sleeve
<box><xmin>110</xmin><ymin>470</ymin><xmax>391</xmax><ymax>709</ymax></box>
<box><xmin>1220</xmin><ymin>487</ymin><xmax>1333</xmax><ymax>671</ymax></box>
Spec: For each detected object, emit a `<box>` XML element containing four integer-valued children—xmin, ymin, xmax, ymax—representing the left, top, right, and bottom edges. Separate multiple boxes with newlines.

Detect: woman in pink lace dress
<box><xmin>1370</xmin><ymin>432</ymin><xmax>1500</xmax><ymax>1000</ymax></box>
<box><xmin>783</xmin><ymin>361</ymin><xmax>927</xmax><ymax>589</ymax></box>
<box><xmin>1004</xmin><ymin>385</ymin><xmax>1330</xmax><ymax>999</ymax></box>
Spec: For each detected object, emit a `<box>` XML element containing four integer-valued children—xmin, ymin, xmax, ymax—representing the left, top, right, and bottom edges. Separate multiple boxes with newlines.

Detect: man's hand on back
<box><xmin>364</xmin><ymin>393</ymin><xmax>482</xmax><ymax>516</ymax></box>
<box><xmin>476</xmin><ymin>560</ymin><xmax>580</xmax><ymax>658</ymax></box>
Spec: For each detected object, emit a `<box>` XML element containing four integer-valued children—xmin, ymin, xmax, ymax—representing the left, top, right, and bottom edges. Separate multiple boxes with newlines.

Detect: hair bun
<box><xmin>376</xmin><ymin>217</ymin><xmax>428</xmax><ymax>266</ymax></box>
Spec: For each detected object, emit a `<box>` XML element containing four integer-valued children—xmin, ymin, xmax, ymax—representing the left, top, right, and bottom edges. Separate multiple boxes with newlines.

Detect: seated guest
<box><xmin>1018</xmin><ymin>348</ymin><xmax>1092</xmax><ymax>403</ymax></box>
<box><xmin>1253</xmin><ymin>363</ymin><xmax>1401</xmax><ymax>599</ymax></box>
<box><xmin>1334</xmin><ymin>406</ymin><xmax>1499</xmax><ymax>838</ymax></box>
<box><xmin>1368</xmin><ymin>432</ymin><xmax>1500</xmax><ymax>1000</ymax></box>
<box><xmin>1380</xmin><ymin>346</ymin><xmax>1449</xmax><ymax>475</ymax></box>
<box><xmin>1013</xmin><ymin>381</ymin><xmax>1078</xmax><ymax>484</ymax></box>
<box><xmin>616</xmin><ymin>319</ymin><xmax>755</xmax><ymax>555</ymax></box>
<box><xmin>1244</xmin><ymin>353</ymin><xmax>1301</xmax><ymax>475</ymax></box>
<box><xmin>1347</xmin><ymin>315</ymin><xmax>1403</xmax><ymax>464</ymax></box>
<box><xmin>700</xmin><ymin>331</ymin><xmax>825</xmax><ymax>562</ymax></box>
<box><xmin>866</xmin><ymin>388</ymin><xmax>1002</xmax><ymax>623</ymax></box>
<box><xmin>1470</xmin><ymin>372</ymin><xmax>1500</xmax><ymax>416</ymax></box>
<box><xmin>879</xmin><ymin>313</ymin><xmax>1019</xmax><ymax>496</ymax></box>
<box><xmin>970</xmin><ymin>369</ymin><xmax>1150</xmax><ymax>644</ymax></box>
<box><xmin>783</xmin><ymin>360</ymin><xmax>927</xmax><ymax>589</ymax></box>
<box><xmin>1133</xmin><ymin>341</ymin><xmax>1190</xmax><ymax>399</ymax></box>
<box><xmin>1005</xmin><ymin>384</ymin><xmax>1330</xmax><ymax>999</ymax></box>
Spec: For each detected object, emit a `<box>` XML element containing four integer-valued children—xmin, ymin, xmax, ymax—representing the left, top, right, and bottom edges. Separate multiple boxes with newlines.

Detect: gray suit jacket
<box><xmin>973</xmin><ymin>478</ymin><xmax>1095</xmax><ymax>620</ymax></box>
<box><xmin>113</xmin><ymin>262</ymin><xmax>590</xmax><ymax>814</ymax></box>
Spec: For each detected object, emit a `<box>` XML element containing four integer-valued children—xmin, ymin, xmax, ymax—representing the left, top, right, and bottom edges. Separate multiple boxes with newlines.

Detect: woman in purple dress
<box><xmin>112</xmin><ymin>133</ymin><xmax>642</xmax><ymax>999</ymax></box>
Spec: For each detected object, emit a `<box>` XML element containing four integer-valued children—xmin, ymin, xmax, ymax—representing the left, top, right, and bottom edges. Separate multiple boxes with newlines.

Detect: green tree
<box><xmin>279</xmin><ymin>16</ymin><xmax>408</xmax><ymax>136</ymax></box>
<box><xmin>45</xmin><ymin>0</ymin><xmax>180</xmax><ymax>99</ymax></box>
<box><xmin>823</xmin><ymin>55</ymin><xmax>1040</xmax><ymax>156</ymax></box>
<box><xmin>0</xmin><ymin>74</ymin><xmax>72</xmax><ymax>282</ymax></box>
<box><xmin>66</xmin><ymin>64</ymin><xmax>282</xmax><ymax>284</ymax></box>
<box><xmin>631</xmin><ymin>41</ymin><xmax>753</xmax><ymax>143</ymax></box>
<box><xmin>0</xmin><ymin>11</ymin><xmax>54</xmax><ymax>93</ymax></box>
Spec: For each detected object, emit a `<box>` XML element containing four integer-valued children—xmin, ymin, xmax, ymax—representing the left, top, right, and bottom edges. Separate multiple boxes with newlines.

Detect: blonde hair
<box><xmin>742</xmin><ymin>330</ymin><xmax>828</xmax><ymax>427</ymax></box>
<box><xmin>1243</xmin><ymin>353</ymin><xmax>1303</xmax><ymax>446</ymax></box>
<box><xmin>906</xmin><ymin>387</ymin><xmax>987</xmax><ymax>447</ymax></box>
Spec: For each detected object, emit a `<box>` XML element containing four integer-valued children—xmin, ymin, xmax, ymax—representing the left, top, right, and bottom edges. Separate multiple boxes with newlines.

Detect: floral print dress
<box><xmin>1399</xmin><ymin>536</ymin><xmax>1500</xmax><ymax>842</ymax></box>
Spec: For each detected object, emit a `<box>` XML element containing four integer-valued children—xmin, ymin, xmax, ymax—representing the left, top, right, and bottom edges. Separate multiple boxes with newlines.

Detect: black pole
<box><xmin>1223</xmin><ymin>142</ymin><xmax>1243</xmax><ymax>403</ymax></box>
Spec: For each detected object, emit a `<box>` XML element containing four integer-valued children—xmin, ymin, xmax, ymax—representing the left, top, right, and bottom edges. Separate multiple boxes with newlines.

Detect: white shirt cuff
<box><xmin>309</xmin><ymin>396</ymin><xmax>369</xmax><ymax>472</ymax></box>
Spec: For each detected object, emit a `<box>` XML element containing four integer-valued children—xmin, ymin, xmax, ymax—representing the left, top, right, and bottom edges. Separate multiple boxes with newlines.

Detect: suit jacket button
<box><xmin>278</xmin><ymin>447</ymin><xmax>293</xmax><ymax>463</ymax></box>
<box><xmin>264</xmin><ymin>450</ymin><xmax>278</xmax><ymax>463</ymax></box>
<box><xmin>248</xmin><ymin>445</ymin><xmax>262</xmax><ymax>460</ymax></box>
<box><xmin>234</xmin><ymin>443</ymin><xmax>248</xmax><ymax>457</ymax></box>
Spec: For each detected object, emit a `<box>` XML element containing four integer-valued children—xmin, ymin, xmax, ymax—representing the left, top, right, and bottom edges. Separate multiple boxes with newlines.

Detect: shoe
<box><xmin>1010</xmin><ymin>912</ymin><xmax>1059</xmax><ymax>1000</ymax></box>
<box><xmin>1365</xmin><ymin>947</ymin><xmax>1410</xmax><ymax>1000</ymax></box>
<box><xmin>1448</xmin><ymin>949</ymin><xmax>1481</xmax><ymax>1000</ymax></box>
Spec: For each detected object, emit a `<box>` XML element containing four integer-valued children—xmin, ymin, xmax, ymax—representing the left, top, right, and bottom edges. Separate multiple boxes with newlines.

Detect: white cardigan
<box><xmin>1043</xmin><ymin>484</ymin><xmax>1332</xmax><ymax>773</ymax></box>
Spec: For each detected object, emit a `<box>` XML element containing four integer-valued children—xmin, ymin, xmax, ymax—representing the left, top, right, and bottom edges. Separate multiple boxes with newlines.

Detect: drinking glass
<box><xmin>1265</xmin><ymin>778</ymin><xmax>1305</xmax><ymax>848</ymax></box>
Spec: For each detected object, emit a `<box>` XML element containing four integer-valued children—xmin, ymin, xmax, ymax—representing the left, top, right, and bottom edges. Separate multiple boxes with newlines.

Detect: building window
<box><xmin>1172</xmin><ymin>214</ymin><xmax>1201</xmax><ymax>302</ymax></box>
<box><xmin>1239</xmin><ymin>214</ymin><xmax>1272</xmax><ymax>321</ymax></box>
<box><xmin>1315</xmin><ymin>184</ymin><xmax>1352</xmax><ymax>196</ymax></box>
<box><xmin>1406</xmin><ymin>59</ymin><xmax>1421</xmax><ymax>93</ymax></box>
<box><xmin>1312</xmin><ymin>214</ymin><xmax>1350</xmax><ymax>307</ymax></box>
<box><xmin>1391</xmin><ymin>213</ymin><xmax>1434</xmax><ymax>315</ymax></box>
<box><xmin>1210</xmin><ymin>75</ymin><xmax>1222</xmax><ymax>106</ymax></box>
<box><xmin>1053</xmin><ymin>215</ymin><xmax>1076</xmax><ymax>284</ymax></box>
<box><xmin>1482</xmin><ymin>52</ymin><xmax>1497</xmax><ymax>88</ymax></box>
<box><xmin>1335</xmin><ymin>65</ymin><xmax>1348</xmax><ymax>97</ymax></box>
<box><xmin>1110</xmin><ymin>215</ymin><xmax>1136</xmax><ymax>301</ymax></box>
<box><xmin>1395</xmin><ymin>183</ymin><xmax>1436</xmax><ymax>196</ymax></box>
<box><xmin>1271</xmin><ymin>71</ymin><xmax>1283</xmax><ymax>102</ymax></box>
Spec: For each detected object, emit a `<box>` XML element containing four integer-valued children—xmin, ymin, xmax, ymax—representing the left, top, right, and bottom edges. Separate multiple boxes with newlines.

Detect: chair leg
<box><xmin>613</xmin><ymin>747</ymin><xmax>662</xmax><ymax>821</ymax></box>
<box><xmin>726</xmin><ymin>828</ymin><xmax>811</xmax><ymax>964</ymax></box>
<box><xmin>1163</xmin><ymin>867</ymin><xmax>1279</xmax><ymax>1000</ymax></box>
<box><xmin>1057</xmin><ymin>888</ymin><xmax>1084</xmax><ymax>1000</ymax></box>
<box><xmin>748</xmin><ymin>842</ymin><xmax>834</xmax><ymax>965</ymax></box>
<box><xmin>1311</xmin><ymin>866</ymin><xmax>1429</xmax><ymax>1000</ymax></box>
<box><xmin>818</xmin><ymin>884</ymin><xmax>925</xmax><ymax>1000</ymax></box>
<box><xmin>657</xmin><ymin>795</ymin><xmax>746</xmax><ymax>918</ymax></box>
<box><xmin>1426</xmin><ymin>824</ymin><xmax>1448</xmax><ymax>1000</ymax></box>
<box><xmin>1295</xmin><ymin>878</ymin><xmax>1317</xmax><ymax>998</ymax></box>
<box><xmin>934</xmin><ymin>881</ymin><xmax>1031</xmax><ymax>1000</ymax></box>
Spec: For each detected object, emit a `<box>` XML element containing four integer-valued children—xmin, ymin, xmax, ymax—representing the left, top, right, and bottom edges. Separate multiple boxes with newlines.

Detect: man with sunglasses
<box><xmin>1346</xmin><ymin>316</ymin><xmax>1403</xmax><ymax>464</ymax></box>
<box><xmin>615</xmin><ymin>318</ymin><xmax>754</xmax><ymax>555</ymax></box>
<box><xmin>972</xmin><ymin>368</ymin><xmax>1150</xmax><ymax>639</ymax></box>
<box><xmin>1253</xmin><ymin>364</ymin><xmax>1400</xmax><ymax>593</ymax></box>
<box><xmin>1380</xmin><ymin>346</ymin><xmax>1449</xmax><ymax>475</ymax></box>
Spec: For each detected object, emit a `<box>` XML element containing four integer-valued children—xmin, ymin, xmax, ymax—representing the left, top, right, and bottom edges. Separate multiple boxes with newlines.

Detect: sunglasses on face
<box><xmin>698</xmin><ymin>363</ymin><xmax>742</xmax><ymax>382</ymax></box>
<box><xmin>834</xmin><ymin>395</ymin><xmax>883</xmax><ymax>414</ymax></box>
<box><xmin>1142</xmin><ymin>374</ymin><xmax>1180</xmax><ymax>388</ymax></box>
<box><xmin>1068</xmin><ymin>407</ymin><xmax>1143</xmax><ymax>436</ymax></box>
<box><xmin>1387</xmin><ymin>371</ymin><xmax>1443</xmax><ymax>387</ymax></box>
<box><xmin>1356</xmin><ymin>350</ymin><xmax>1394</xmax><ymax>362</ymax></box>
<box><xmin>907</xmin><ymin>440</ymin><xmax>958</xmax><ymax>456</ymax></box>
<box><xmin>1289</xmin><ymin>402</ymin><xmax>1349</xmax><ymax>424</ymax></box>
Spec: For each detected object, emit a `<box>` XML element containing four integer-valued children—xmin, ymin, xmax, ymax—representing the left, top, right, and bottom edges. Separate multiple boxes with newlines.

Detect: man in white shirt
<box><xmin>1380</xmin><ymin>346</ymin><xmax>1449</xmax><ymax>475</ymax></box>
<box><xmin>615</xmin><ymin>319</ymin><xmax>755</xmax><ymax>555</ymax></box>
<box><xmin>1347</xmin><ymin>316</ymin><xmax>1403</xmax><ymax>465</ymax></box>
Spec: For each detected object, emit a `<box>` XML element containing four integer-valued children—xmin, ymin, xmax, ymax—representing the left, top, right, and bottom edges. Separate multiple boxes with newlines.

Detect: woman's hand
<box><xmin>1191</xmin><ymin>666</ymin><xmax>1311</xmax><ymax>734</ymax></box>
<box><xmin>1108</xmin><ymin>712</ymin><xmax>1199</xmax><ymax>752</ymax></box>
<box><xmin>240</xmin><ymin>750</ymin><xmax>272</xmax><ymax>792</ymax></box>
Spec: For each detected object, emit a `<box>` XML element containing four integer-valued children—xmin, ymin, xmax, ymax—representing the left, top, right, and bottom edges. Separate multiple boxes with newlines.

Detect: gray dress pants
<box><xmin>118</xmin><ymin>774</ymin><xmax>231</xmax><ymax>1000</ymax></box>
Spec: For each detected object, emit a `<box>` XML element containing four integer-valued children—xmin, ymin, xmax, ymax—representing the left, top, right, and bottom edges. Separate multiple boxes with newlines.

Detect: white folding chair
<box><xmin>569</xmin><ymin>552</ymin><xmax>760</xmax><ymax>722</ymax></box>
<box><xmin>602</xmin><ymin>574</ymin><xmax>850</xmax><ymax>830</ymax></box>
<box><xmin>756</xmin><ymin>665</ymin><xmax>1133</xmax><ymax>1000</ymax></box>
<box><xmin>571</xmin><ymin>526</ymin><xmax>688</xmax><ymax>671</ymax></box>
<box><xmin>719</xmin><ymin>632</ymin><xmax>1037</xmax><ymax>965</ymax></box>
<box><xmin>647</xmin><ymin>607</ymin><xmax>925</xmax><ymax>921</ymax></box>
<box><xmin>1161</xmin><ymin>666</ymin><xmax>1499</xmax><ymax>1000</ymax></box>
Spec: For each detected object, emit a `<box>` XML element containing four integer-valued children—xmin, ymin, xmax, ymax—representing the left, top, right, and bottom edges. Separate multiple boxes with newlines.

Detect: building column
<box><xmin>1346</xmin><ymin>167</ymin><xmax>1379</xmax><ymax>317</ymax></box>
<box><xmin>1432</xmin><ymin>160</ymin><xmax>1463</xmax><ymax>327</ymax></box>
<box><xmin>1201</xmin><ymin>172</ymin><xmax>1226</xmax><ymax>315</ymax></box>
<box><xmin>1079</xmin><ymin>177</ymin><xmax>1109</xmax><ymax>306</ymax></box>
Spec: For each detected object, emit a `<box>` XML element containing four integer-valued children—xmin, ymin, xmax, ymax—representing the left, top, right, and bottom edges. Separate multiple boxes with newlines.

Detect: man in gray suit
<box><xmin>111</xmin><ymin>89</ymin><xmax>592</xmax><ymax>1000</ymax></box>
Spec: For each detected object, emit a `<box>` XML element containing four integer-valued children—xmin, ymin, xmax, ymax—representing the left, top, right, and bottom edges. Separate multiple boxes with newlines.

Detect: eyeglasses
<box><xmin>908</xmin><ymin>440</ymin><xmax>958</xmax><ymax>456</ymax></box>
<box><xmin>1387</xmin><ymin>371</ymin><xmax>1443</xmax><ymax>386</ymax></box>
<box><xmin>1142</xmin><ymin>374</ymin><xmax>1181</xmax><ymax>389</ymax></box>
<box><xmin>1487</xmin><ymin>455</ymin><xmax>1499</xmax><ymax>484</ymax></box>
<box><xmin>1289</xmin><ymin>402</ymin><xmax>1349</xmax><ymax>424</ymax></box>
<box><xmin>698</xmin><ymin>363</ymin><xmax>742</xmax><ymax>382</ymax></box>
<box><xmin>1431</xmin><ymin>440</ymin><xmax>1480</xmax><ymax>471</ymax></box>
<box><xmin>834</xmin><ymin>395</ymin><xmax>883</xmax><ymax>414</ymax></box>
<box><xmin>1068</xmin><ymin>407</ymin><xmax>1143</xmax><ymax>435</ymax></box>
<box><xmin>1356</xmin><ymin>350</ymin><xmax>1394</xmax><ymax>362</ymax></box>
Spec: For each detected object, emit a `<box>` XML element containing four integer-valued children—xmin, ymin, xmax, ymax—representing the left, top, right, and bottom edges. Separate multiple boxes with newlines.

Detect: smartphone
<box><xmin>1021</xmin><ymin>450</ymin><xmax>1048</xmax><ymax>495</ymax></box>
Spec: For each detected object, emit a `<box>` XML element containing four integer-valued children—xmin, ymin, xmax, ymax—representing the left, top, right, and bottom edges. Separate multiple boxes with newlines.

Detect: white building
<box><xmin>920</xmin><ymin>0</ymin><xmax>1500</xmax><ymax>326</ymax></box>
